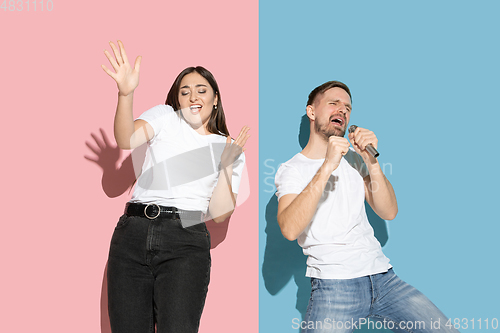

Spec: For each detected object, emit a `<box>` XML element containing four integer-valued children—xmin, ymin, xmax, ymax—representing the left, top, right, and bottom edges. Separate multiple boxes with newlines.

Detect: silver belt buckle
<box><xmin>144</xmin><ymin>203</ymin><xmax>161</xmax><ymax>220</ymax></box>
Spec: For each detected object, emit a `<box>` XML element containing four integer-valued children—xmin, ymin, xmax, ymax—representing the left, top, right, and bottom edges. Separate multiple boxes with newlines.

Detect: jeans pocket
<box><xmin>114</xmin><ymin>214</ymin><xmax>131</xmax><ymax>230</ymax></box>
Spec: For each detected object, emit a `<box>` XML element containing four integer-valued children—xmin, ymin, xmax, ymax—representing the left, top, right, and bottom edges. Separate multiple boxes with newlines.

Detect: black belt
<box><xmin>125</xmin><ymin>202</ymin><xmax>204</xmax><ymax>222</ymax></box>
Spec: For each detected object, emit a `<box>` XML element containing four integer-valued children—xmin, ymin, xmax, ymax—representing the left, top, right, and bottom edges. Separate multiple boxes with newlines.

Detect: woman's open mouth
<box><xmin>190</xmin><ymin>104</ymin><xmax>202</xmax><ymax>114</ymax></box>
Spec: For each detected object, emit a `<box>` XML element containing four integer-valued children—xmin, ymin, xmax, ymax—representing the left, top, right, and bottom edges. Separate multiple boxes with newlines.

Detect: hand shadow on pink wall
<box><xmin>85</xmin><ymin>128</ymin><xmax>231</xmax><ymax>333</ymax></box>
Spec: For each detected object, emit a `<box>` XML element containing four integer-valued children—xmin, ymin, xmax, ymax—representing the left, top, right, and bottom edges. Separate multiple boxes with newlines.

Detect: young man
<box><xmin>275</xmin><ymin>81</ymin><xmax>458</xmax><ymax>333</ymax></box>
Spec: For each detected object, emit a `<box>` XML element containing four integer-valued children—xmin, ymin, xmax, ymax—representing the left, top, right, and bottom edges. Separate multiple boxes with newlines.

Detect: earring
<box><xmin>214</xmin><ymin>105</ymin><xmax>218</xmax><ymax>110</ymax></box>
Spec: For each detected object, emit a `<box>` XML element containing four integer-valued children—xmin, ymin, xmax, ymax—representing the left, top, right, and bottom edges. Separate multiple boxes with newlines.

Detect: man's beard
<box><xmin>315</xmin><ymin>119</ymin><xmax>346</xmax><ymax>140</ymax></box>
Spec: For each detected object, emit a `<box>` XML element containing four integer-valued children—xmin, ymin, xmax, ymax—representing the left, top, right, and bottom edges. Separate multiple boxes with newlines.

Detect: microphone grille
<box><xmin>348</xmin><ymin>125</ymin><xmax>358</xmax><ymax>134</ymax></box>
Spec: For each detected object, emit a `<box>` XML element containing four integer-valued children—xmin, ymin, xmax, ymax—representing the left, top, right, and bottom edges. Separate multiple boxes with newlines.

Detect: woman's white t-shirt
<box><xmin>130</xmin><ymin>104</ymin><xmax>245</xmax><ymax>214</ymax></box>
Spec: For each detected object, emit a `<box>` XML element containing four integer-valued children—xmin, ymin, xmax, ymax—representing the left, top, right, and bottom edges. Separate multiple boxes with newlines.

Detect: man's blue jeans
<box><xmin>107</xmin><ymin>214</ymin><xmax>211</xmax><ymax>333</ymax></box>
<box><xmin>302</xmin><ymin>269</ymin><xmax>459</xmax><ymax>333</ymax></box>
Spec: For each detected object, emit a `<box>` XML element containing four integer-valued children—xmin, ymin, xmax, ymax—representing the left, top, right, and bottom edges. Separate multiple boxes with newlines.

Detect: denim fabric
<box><xmin>107</xmin><ymin>214</ymin><xmax>211</xmax><ymax>333</ymax></box>
<box><xmin>302</xmin><ymin>269</ymin><xmax>459</xmax><ymax>333</ymax></box>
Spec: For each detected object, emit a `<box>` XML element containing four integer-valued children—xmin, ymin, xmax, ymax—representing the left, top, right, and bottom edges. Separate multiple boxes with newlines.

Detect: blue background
<box><xmin>259</xmin><ymin>1</ymin><xmax>500</xmax><ymax>332</ymax></box>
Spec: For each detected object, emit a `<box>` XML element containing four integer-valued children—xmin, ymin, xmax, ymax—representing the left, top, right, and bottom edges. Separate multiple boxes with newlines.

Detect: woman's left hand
<box><xmin>220</xmin><ymin>126</ymin><xmax>250</xmax><ymax>169</ymax></box>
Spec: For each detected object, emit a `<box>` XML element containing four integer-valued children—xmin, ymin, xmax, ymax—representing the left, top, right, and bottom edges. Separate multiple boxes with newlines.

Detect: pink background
<box><xmin>0</xmin><ymin>1</ymin><xmax>258</xmax><ymax>332</ymax></box>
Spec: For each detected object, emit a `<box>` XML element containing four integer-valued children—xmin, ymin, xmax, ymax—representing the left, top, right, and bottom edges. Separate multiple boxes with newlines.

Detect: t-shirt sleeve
<box><xmin>275</xmin><ymin>163</ymin><xmax>305</xmax><ymax>200</ymax></box>
<box><xmin>136</xmin><ymin>104</ymin><xmax>176</xmax><ymax>141</ymax></box>
<box><xmin>230</xmin><ymin>151</ymin><xmax>245</xmax><ymax>194</ymax></box>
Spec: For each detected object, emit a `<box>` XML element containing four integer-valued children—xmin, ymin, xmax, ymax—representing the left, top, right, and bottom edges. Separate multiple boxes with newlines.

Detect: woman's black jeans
<box><xmin>107</xmin><ymin>214</ymin><xmax>211</xmax><ymax>333</ymax></box>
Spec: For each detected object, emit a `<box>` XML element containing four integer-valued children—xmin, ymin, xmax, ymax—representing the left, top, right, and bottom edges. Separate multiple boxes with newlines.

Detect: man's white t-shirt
<box><xmin>130</xmin><ymin>104</ymin><xmax>245</xmax><ymax>214</ymax></box>
<box><xmin>275</xmin><ymin>148</ymin><xmax>391</xmax><ymax>279</ymax></box>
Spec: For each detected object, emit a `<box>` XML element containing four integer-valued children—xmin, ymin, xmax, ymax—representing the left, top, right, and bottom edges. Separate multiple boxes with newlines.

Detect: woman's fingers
<box><xmin>240</xmin><ymin>125</ymin><xmax>250</xmax><ymax>135</ymax></box>
<box><xmin>101</xmin><ymin>64</ymin><xmax>116</xmax><ymax>80</ymax></box>
<box><xmin>103</xmin><ymin>49</ymin><xmax>119</xmax><ymax>72</ymax></box>
<box><xmin>134</xmin><ymin>55</ymin><xmax>142</xmax><ymax>72</ymax></box>
<box><xmin>102</xmin><ymin>41</ymin><xmax>141</xmax><ymax>96</ymax></box>
<box><xmin>237</xmin><ymin>133</ymin><xmax>250</xmax><ymax>148</ymax></box>
<box><xmin>234</xmin><ymin>126</ymin><xmax>250</xmax><ymax>147</ymax></box>
<box><xmin>234</xmin><ymin>126</ymin><xmax>249</xmax><ymax>141</ymax></box>
<box><xmin>109</xmin><ymin>41</ymin><xmax>123</xmax><ymax>65</ymax></box>
<box><xmin>117</xmin><ymin>40</ymin><xmax>129</xmax><ymax>65</ymax></box>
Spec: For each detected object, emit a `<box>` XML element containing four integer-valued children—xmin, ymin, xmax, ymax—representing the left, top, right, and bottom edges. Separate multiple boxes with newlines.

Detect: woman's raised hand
<box><xmin>102</xmin><ymin>40</ymin><xmax>142</xmax><ymax>96</ymax></box>
<box><xmin>220</xmin><ymin>126</ymin><xmax>250</xmax><ymax>169</ymax></box>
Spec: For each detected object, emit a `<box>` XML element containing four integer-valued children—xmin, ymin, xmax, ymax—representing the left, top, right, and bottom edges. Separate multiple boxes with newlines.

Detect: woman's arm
<box><xmin>207</xmin><ymin>126</ymin><xmax>250</xmax><ymax>223</ymax></box>
<box><xmin>102</xmin><ymin>40</ymin><xmax>153</xmax><ymax>149</ymax></box>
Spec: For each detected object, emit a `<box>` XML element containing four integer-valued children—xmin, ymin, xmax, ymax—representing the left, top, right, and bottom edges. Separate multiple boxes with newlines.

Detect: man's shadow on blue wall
<box><xmin>262</xmin><ymin>115</ymin><xmax>390</xmax><ymax>331</ymax></box>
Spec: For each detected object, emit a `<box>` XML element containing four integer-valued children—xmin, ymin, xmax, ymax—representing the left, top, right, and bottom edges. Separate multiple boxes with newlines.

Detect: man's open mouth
<box><xmin>330</xmin><ymin>116</ymin><xmax>344</xmax><ymax>126</ymax></box>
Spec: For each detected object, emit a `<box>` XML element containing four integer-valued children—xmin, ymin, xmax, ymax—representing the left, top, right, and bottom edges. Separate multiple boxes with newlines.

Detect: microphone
<box><xmin>348</xmin><ymin>125</ymin><xmax>380</xmax><ymax>158</ymax></box>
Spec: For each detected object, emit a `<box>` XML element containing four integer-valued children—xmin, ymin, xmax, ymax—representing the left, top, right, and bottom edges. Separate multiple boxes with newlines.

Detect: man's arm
<box><xmin>348</xmin><ymin>127</ymin><xmax>398</xmax><ymax>220</ymax></box>
<box><xmin>277</xmin><ymin>164</ymin><xmax>332</xmax><ymax>241</ymax></box>
<box><xmin>363</xmin><ymin>165</ymin><xmax>398</xmax><ymax>220</ymax></box>
<box><xmin>277</xmin><ymin>137</ymin><xmax>350</xmax><ymax>241</ymax></box>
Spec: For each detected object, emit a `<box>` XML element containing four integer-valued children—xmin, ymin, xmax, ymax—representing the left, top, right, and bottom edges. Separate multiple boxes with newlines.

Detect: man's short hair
<box><xmin>306</xmin><ymin>81</ymin><xmax>352</xmax><ymax>107</ymax></box>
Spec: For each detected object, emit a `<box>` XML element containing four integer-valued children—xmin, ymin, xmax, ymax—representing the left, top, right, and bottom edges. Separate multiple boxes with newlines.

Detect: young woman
<box><xmin>102</xmin><ymin>40</ymin><xmax>249</xmax><ymax>333</ymax></box>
